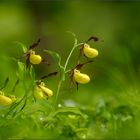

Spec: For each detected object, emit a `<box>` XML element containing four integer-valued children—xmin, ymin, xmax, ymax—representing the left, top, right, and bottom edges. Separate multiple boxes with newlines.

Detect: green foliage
<box><xmin>13</xmin><ymin>41</ymin><xmax>27</xmax><ymax>53</ymax></box>
<box><xmin>44</xmin><ymin>50</ymin><xmax>65</xmax><ymax>81</ymax></box>
<box><xmin>0</xmin><ymin>1</ymin><xmax>140</xmax><ymax>139</ymax></box>
<box><xmin>1</xmin><ymin>32</ymin><xmax>140</xmax><ymax>139</ymax></box>
<box><xmin>16</xmin><ymin>61</ymin><xmax>25</xmax><ymax>80</ymax></box>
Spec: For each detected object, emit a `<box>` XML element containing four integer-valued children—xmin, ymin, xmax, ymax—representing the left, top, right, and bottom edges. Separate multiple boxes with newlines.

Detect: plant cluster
<box><xmin>0</xmin><ymin>32</ymin><xmax>102</xmax><ymax>139</ymax></box>
<box><xmin>0</xmin><ymin>32</ymin><xmax>138</xmax><ymax>139</ymax></box>
<box><xmin>0</xmin><ymin>32</ymin><xmax>99</xmax><ymax>109</ymax></box>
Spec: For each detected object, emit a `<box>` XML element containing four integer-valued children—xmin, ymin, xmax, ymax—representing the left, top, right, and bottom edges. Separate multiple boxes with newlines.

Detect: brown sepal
<box><xmin>40</xmin><ymin>71</ymin><xmax>58</xmax><ymax>80</ymax></box>
<box><xmin>86</xmin><ymin>36</ymin><xmax>99</xmax><ymax>43</ymax></box>
<box><xmin>75</xmin><ymin>60</ymin><xmax>93</xmax><ymax>70</ymax></box>
<box><xmin>29</xmin><ymin>38</ymin><xmax>40</xmax><ymax>50</ymax></box>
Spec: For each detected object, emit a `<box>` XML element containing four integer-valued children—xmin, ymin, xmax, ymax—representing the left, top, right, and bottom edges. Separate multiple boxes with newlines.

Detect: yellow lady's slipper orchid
<box><xmin>29</xmin><ymin>50</ymin><xmax>42</xmax><ymax>64</ymax></box>
<box><xmin>34</xmin><ymin>85</ymin><xmax>44</xmax><ymax>99</ymax></box>
<box><xmin>73</xmin><ymin>69</ymin><xmax>90</xmax><ymax>84</ymax></box>
<box><xmin>39</xmin><ymin>84</ymin><xmax>53</xmax><ymax>97</ymax></box>
<box><xmin>34</xmin><ymin>82</ymin><xmax>53</xmax><ymax>100</ymax></box>
<box><xmin>0</xmin><ymin>94</ymin><xmax>13</xmax><ymax>106</ymax></box>
<box><xmin>83</xmin><ymin>43</ymin><xmax>98</xmax><ymax>58</ymax></box>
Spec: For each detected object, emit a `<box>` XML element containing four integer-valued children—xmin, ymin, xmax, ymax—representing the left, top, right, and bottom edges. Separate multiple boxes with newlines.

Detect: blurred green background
<box><xmin>0</xmin><ymin>0</ymin><xmax>140</xmax><ymax>139</ymax></box>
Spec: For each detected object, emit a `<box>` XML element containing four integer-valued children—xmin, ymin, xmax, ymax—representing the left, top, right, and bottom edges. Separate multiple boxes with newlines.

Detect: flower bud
<box><xmin>0</xmin><ymin>94</ymin><xmax>12</xmax><ymax>106</ymax></box>
<box><xmin>29</xmin><ymin>50</ymin><xmax>42</xmax><ymax>64</ymax></box>
<box><xmin>73</xmin><ymin>69</ymin><xmax>90</xmax><ymax>84</ymax></box>
<box><xmin>83</xmin><ymin>43</ymin><xmax>98</xmax><ymax>58</ymax></box>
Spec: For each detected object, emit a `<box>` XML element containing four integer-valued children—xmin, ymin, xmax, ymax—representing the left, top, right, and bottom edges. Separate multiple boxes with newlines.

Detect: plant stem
<box><xmin>54</xmin><ymin>36</ymin><xmax>82</xmax><ymax>108</ymax></box>
<box><xmin>64</xmin><ymin>41</ymin><xmax>77</xmax><ymax>71</ymax></box>
<box><xmin>54</xmin><ymin>79</ymin><xmax>62</xmax><ymax>108</ymax></box>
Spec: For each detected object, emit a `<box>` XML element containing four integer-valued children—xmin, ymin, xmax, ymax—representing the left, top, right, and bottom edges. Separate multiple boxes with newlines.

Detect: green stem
<box><xmin>54</xmin><ymin>79</ymin><xmax>62</xmax><ymax>108</ymax></box>
<box><xmin>64</xmin><ymin>42</ymin><xmax>77</xmax><ymax>70</ymax></box>
<box><xmin>54</xmin><ymin>37</ymin><xmax>82</xmax><ymax>108</ymax></box>
<box><xmin>5</xmin><ymin>66</ymin><xmax>33</xmax><ymax>118</ymax></box>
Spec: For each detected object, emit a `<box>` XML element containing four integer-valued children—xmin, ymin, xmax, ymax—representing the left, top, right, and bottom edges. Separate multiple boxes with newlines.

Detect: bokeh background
<box><xmin>0</xmin><ymin>0</ymin><xmax>140</xmax><ymax>139</ymax></box>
